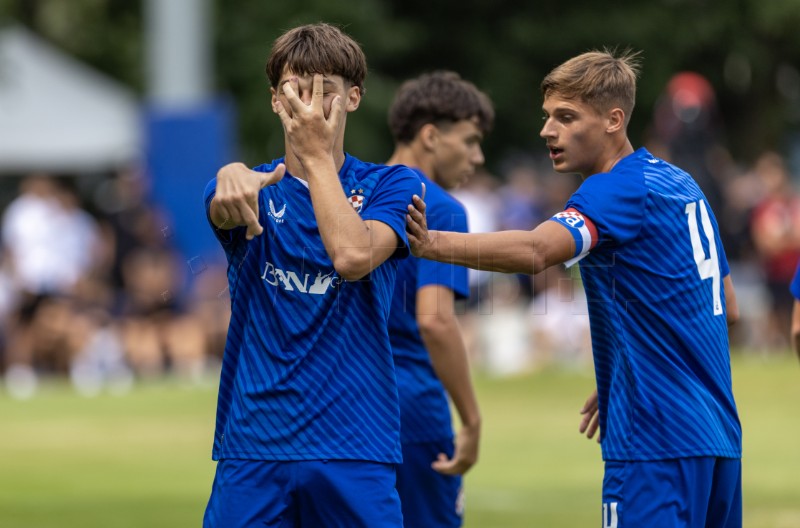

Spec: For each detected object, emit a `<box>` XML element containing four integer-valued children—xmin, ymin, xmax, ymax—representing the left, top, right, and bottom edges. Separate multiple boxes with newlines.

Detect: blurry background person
<box><xmin>1</xmin><ymin>174</ymin><xmax>103</xmax><ymax>398</ymax></box>
<box><xmin>386</xmin><ymin>70</ymin><xmax>493</xmax><ymax>528</ymax></box>
<box><xmin>749</xmin><ymin>151</ymin><xmax>800</xmax><ymax>350</ymax></box>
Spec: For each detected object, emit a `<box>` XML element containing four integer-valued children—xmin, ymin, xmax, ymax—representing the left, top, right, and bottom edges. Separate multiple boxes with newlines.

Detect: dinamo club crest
<box><xmin>349</xmin><ymin>189</ymin><xmax>365</xmax><ymax>213</ymax></box>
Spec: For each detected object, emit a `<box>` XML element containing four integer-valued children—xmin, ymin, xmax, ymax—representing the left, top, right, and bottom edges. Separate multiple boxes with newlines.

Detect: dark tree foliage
<box><xmin>2</xmin><ymin>0</ymin><xmax>800</xmax><ymax>171</ymax></box>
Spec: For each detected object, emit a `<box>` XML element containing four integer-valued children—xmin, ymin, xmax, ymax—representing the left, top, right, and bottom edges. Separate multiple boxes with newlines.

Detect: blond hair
<box><xmin>541</xmin><ymin>49</ymin><xmax>641</xmax><ymax>125</ymax></box>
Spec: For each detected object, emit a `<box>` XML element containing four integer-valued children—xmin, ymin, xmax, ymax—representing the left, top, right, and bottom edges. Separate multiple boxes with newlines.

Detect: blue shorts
<box><xmin>602</xmin><ymin>457</ymin><xmax>742</xmax><ymax>528</ymax></box>
<box><xmin>203</xmin><ymin>459</ymin><xmax>403</xmax><ymax>528</ymax></box>
<box><xmin>395</xmin><ymin>439</ymin><xmax>463</xmax><ymax>528</ymax></box>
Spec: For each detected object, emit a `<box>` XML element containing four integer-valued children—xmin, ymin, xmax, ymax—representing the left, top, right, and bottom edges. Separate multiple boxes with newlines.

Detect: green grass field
<box><xmin>1</xmin><ymin>353</ymin><xmax>799</xmax><ymax>527</ymax></box>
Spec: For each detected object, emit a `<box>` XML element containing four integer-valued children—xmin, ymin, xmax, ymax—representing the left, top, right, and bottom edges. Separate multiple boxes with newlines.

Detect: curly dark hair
<box><xmin>388</xmin><ymin>71</ymin><xmax>494</xmax><ymax>143</ymax></box>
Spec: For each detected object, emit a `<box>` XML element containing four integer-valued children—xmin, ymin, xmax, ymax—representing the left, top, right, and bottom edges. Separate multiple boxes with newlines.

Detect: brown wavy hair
<box><xmin>266</xmin><ymin>23</ymin><xmax>367</xmax><ymax>94</ymax></box>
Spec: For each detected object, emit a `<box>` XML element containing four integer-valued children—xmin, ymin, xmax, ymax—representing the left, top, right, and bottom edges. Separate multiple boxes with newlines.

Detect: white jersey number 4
<box><xmin>685</xmin><ymin>200</ymin><xmax>723</xmax><ymax>315</ymax></box>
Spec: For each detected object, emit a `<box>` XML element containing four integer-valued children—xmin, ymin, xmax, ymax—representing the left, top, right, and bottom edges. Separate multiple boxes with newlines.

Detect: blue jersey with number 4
<box><xmin>550</xmin><ymin>148</ymin><xmax>741</xmax><ymax>461</ymax></box>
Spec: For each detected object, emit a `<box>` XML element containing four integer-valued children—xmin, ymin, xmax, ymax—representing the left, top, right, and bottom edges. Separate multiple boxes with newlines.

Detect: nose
<box><xmin>472</xmin><ymin>145</ymin><xmax>485</xmax><ymax>167</ymax></box>
<box><xmin>540</xmin><ymin>118</ymin><xmax>554</xmax><ymax>139</ymax></box>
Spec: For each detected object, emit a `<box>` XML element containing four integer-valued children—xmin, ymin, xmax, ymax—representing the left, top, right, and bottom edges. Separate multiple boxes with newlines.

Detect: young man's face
<box><xmin>539</xmin><ymin>95</ymin><xmax>611</xmax><ymax>178</ymax></box>
<box><xmin>431</xmin><ymin>117</ymin><xmax>485</xmax><ymax>190</ymax></box>
<box><xmin>271</xmin><ymin>69</ymin><xmax>360</xmax><ymax>119</ymax></box>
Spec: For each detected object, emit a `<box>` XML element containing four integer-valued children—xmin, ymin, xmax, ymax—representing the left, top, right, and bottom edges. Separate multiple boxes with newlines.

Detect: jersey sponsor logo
<box><xmin>261</xmin><ymin>261</ymin><xmax>339</xmax><ymax>294</ymax></box>
<box><xmin>603</xmin><ymin>502</ymin><xmax>618</xmax><ymax>528</ymax></box>
<box><xmin>349</xmin><ymin>188</ymin><xmax>365</xmax><ymax>214</ymax></box>
<box><xmin>268</xmin><ymin>199</ymin><xmax>287</xmax><ymax>223</ymax></box>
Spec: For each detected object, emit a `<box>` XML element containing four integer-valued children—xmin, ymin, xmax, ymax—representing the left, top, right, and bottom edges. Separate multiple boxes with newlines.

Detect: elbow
<box><xmin>417</xmin><ymin>312</ymin><xmax>450</xmax><ymax>341</ymax></box>
<box><xmin>332</xmin><ymin>250</ymin><xmax>371</xmax><ymax>281</ymax></box>
<box><xmin>532</xmin><ymin>252</ymin><xmax>549</xmax><ymax>275</ymax></box>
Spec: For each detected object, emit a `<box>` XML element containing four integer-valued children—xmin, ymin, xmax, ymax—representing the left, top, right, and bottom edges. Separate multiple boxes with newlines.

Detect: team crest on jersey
<box><xmin>349</xmin><ymin>188</ymin><xmax>365</xmax><ymax>214</ymax></box>
<box><xmin>268</xmin><ymin>199</ymin><xmax>287</xmax><ymax>223</ymax></box>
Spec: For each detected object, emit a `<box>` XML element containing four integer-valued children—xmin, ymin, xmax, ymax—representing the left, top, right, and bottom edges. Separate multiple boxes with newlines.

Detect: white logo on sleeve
<box><xmin>603</xmin><ymin>502</ymin><xmax>618</xmax><ymax>528</ymax></box>
<box><xmin>268</xmin><ymin>200</ymin><xmax>287</xmax><ymax>223</ymax></box>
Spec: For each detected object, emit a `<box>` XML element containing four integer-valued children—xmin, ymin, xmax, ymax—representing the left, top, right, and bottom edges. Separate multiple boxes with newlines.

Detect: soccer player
<box><xmin>790</xmin><ymin>262</ymin><xmax>800</xmax><ymax>360</ymax></box>
<box><xmin>202</xmin><ymin>23</ymin><xmax>422</xmax><ymax>528</ymax></box>
<box><xmin>406</xmin><ymin>50</ymin><xmax>743</xmax><ymax>527</ymax></box>
<box><xmin>385</xmin><ymin>71</ymin><xmax>493</xmax><ymax>528</ymax></box>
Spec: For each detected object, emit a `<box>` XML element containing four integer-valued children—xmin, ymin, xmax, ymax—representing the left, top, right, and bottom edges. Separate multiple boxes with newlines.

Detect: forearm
<box><xmin>420</xmin><ymin>315</ymin><xmax>481</xmax><ymax>428</ymax></box>
<box><xmin>421</xmin><ymin>229</ymin><xmax>542</xmax><ymax>275</ymax></box>
<box><xmin>304</xmin><ymin>157</ymin><xmax>376</xmax><ymax>272</ymax></box>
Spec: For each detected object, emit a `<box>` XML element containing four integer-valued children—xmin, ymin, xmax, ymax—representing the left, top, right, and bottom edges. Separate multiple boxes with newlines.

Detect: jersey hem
<box><xmin>602</xmin><ymin>447</ymin><xmax>741</xmax><ymax>461</ymax></box>
<box><xmin>212</xmin><ymin>449</ymin><xmax>403</xmax><ymax>464</ymax></box>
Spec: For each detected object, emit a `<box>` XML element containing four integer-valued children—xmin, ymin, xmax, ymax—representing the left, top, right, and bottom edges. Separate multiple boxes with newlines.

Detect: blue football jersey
<box><xmin>203</xmin><ymin>154</ymin><xmax>422</xmax><ymax>463</ymax></box>
<box><xmin>549</xmin><ymin>148</ymin><xmax>742</xmax><ymax>461</ymax></box>
<box><xmin>791</xmin><ymin>263</ymin><xmax>800</xmax><ymax>300</ymax></box>
<box><xmin>388</xmin><ymin>170</ymin><xmax>470</xmax><ymax>443</ymax></box>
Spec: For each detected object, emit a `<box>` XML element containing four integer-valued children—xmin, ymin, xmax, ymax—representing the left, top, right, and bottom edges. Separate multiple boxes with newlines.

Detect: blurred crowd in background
<box><xmin>0</xmin><ymin>168</ymin><xmax>233</xmax><ymax>398</ymax></box>
<box><xmin>1</xmin><ymin>129</ymin><xmax>798</xmax><ymax>399</ymax></box>
<box><xmin>2</xmin><ymin>2</ymin><xmax>800</xmax><ymax>398</ymax></box>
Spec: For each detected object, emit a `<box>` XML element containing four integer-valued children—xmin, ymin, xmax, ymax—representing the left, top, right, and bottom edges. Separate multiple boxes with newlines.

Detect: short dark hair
<box><xmin>388</xmin><ymin>71</ymin><xmax>494</xmax><ymax>143</ymax></box>
<box><xmin>266</xmin><ymin>23</ymin><xmax>367</xmax><ymax>94</ymax></box>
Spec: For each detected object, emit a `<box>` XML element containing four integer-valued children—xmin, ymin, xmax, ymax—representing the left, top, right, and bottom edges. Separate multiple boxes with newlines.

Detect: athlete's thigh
<box><xmin>203</xmin><ymin>459</ymin><xmax>295</xmax><ymax>528</ymax></box>
<box><xmin>396</xmin><ymin>440</ymin><xmax>463</xmax><ymax>528</ymax></box>
<box><xmin>296</xmin><ymin>460</ymin><xmax>403</xmax><ymax>528</ymax></box>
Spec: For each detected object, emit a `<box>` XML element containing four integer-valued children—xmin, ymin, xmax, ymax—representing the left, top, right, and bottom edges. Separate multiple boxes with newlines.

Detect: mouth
<box><xmin>548</xmin><ymin>146</ymin><xmax>564</xmax><ymax>160</ymax></box>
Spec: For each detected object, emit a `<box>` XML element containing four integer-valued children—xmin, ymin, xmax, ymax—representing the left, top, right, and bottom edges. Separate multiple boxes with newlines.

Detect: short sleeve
<box><xmin>566</xmin><ymin>170</ymin><xmax>647</xmax><ymax>247</ymax></box>
<box><xmin>360</xmin><ymin>167</ymin><xmax>423</xmax><ymax>259</ymax></box>
<box><xmin>417</xmin><ymin>196</ymin><xmax>470</xmax><ymax>299</ymax></box>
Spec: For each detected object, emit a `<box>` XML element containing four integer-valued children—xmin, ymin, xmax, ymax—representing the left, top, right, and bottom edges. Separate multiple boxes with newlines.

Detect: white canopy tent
<box><xmin>0</xmin><ymin>25</ymin><xmax>140</xmax><ymax>174</ymax></box>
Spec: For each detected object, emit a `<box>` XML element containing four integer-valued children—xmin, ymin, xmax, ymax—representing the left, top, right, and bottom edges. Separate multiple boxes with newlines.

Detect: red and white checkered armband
<box><xmin>549</xmin><ymin>208</ymin><xmax>598</xmax><ymax>267</ymax></box>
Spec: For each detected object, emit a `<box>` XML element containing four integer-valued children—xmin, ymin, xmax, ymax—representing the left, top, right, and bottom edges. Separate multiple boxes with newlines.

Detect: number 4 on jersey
<box><xmin>685</xmin><ymin>200</ymin><xmax>723</xmax><ymax>315</ymax></box>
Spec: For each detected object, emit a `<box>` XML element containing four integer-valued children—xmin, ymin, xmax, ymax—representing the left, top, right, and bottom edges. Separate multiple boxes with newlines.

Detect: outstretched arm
<box><xmin>407</xmin><ymin>195</ymin><xmax>576</xmax><ymax>275</ymax></box>
<box><xmin>416</xmin><ymin>285</ymin><xmax>481</xmax><ymax>475</ymax></box>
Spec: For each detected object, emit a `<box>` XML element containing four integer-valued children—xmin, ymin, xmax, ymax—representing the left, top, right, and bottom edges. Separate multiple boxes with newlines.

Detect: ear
<box><xmin>419</xmin><ymin>123</ymin><xmax>439</xmax><ymax>151</ymax></box>
<box><xmin>607</xmin><ymin>108</ymin><xmax>625</xmax><ymax>134</ymax></box>
<box><xmin>345</xmin><ymin>85</ymin><xmax>361</xmax><ymax>112</ymax></box>
<box><xmin>270</xmin><ymin>87</ymin><xmax>279</xmax><ymax>114</ymax></box>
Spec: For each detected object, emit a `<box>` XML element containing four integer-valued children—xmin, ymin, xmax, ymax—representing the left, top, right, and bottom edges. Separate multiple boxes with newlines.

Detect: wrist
<box><xmin>297</xmin><ymin>153</ymin><xmax>335</xmax><ymax>174</ymax></box>
<box><xmin>423</xmin><ymin>230</ymin><xmax>440</xmax><ymax>260</ymax></box>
